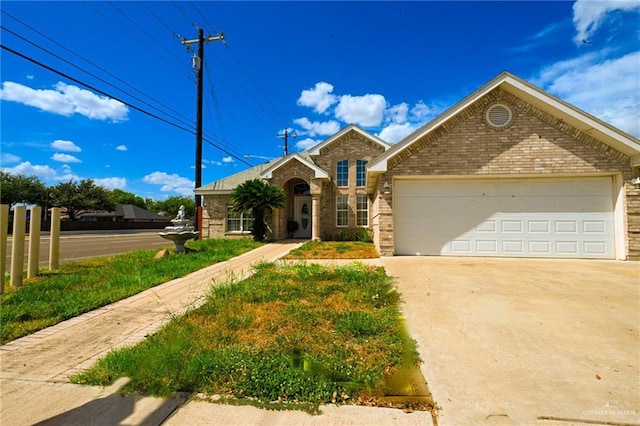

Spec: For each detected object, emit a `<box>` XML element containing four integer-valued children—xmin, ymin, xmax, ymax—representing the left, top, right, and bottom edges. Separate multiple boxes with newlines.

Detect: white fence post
<box><xmin>28</xmin><ymin>206</ymin><xmax>42</xmax><ymax>279</ymax></box>
<box><xmin>0</xmin><ymin>204</ymin><xmax>8</xmax><ymax>294</ymax></box>
<box><xmin>49</xmin><ymin>207</ymin><xmax>61</xmax><ymax>271</ymax></box>
<box><xmin>10</xmin><ymin>205</ymin><xmax>26</xmax><ymax>288</ymax></box>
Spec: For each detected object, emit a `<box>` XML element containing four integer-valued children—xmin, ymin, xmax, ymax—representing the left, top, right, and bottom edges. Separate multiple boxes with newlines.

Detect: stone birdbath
<box><xmin>158</xmin><ymin>205</ymin><xmax>199</xmax><ymax>253</ymax></box>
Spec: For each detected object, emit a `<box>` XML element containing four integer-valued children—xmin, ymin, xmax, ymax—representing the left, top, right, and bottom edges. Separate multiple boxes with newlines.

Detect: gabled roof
<box><xmin>260</xmin><ymin>153</ymin><xmax>329</xmax><ymax>179</ymax></box>
<box><xmin>78</xmin><ymin>204</ymin><xmax>170</xmax><ymax>221</ymax></box>
<box><xmin>195</xmin><ymin>158</ymin><xmax>283</xmax><ymax>194</ymax></box>
<box><xmin>306</xmin><ymin>123</ymin><xmax>392</xmax><ymax>156</ymax></box>
<box><xmin>115</xmin><ymin>204</ymin><xmax>170</xmax><ymax>221</ymax></box>
<box><xmin>368</xmin><ymin>71</ymin><xmax>640</xmax><ymax>175</ymax></box>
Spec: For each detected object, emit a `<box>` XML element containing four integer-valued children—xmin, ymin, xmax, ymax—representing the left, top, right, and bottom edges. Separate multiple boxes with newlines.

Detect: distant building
<box><xmin>78</xmin><ymin>204</ymin><xmax>171</xmax><ymax>223</ymax></box>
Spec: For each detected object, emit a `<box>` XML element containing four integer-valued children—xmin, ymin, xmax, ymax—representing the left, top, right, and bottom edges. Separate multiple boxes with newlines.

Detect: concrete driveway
<box><xmin>382</xmin><ymin>257</ymin><xmax>639</xmax><ymax>426</ymax></box>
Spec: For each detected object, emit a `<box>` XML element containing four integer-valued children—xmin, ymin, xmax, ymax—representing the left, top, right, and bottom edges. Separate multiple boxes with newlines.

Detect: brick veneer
<box><xmin>377</xmin><ymin>88</ymin><xmax>638</xmax><ymax>258</ymax></box>
<box><xmin>311</xmin><ymin>131</ymin><xmax>387</xmax><ymax>238</ymax></box>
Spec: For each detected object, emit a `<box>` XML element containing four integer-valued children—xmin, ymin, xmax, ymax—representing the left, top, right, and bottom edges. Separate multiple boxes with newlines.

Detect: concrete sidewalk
<box><xmin>0</xmin><ymin>243</ymin><xmax>432</xmax><ymax>426</ymax></box>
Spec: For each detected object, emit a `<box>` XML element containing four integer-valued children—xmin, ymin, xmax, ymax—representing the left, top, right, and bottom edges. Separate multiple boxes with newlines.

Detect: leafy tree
<box><xmin>230</xmin><ymin>178</ymin><xmax>285</xmax><ymax>241</ymax></box>
<box><xmin>49</xmin><ymin>179</ymin><xmax>115</xmax><ymax>220</ymax></box>
<box><xmin>110</xmin><ymin>189</ymin><xmax>147</xmax><ymax>209</ymax></box>
<box><xmin>149</xmin><ymin>196</ymin><xmax>195</xmax><ymax>218</ymax></box>
<box><xmin>0</xmin><ymin>171</ymin><xmax>47</xmax><ymax>207</ymax></box>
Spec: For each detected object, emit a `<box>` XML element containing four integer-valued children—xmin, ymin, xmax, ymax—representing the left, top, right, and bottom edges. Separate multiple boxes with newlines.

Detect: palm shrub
<box><xmin>230</xmin><ymin>179</ymin><xmax>286</xmax><ymax>241</ymax></box>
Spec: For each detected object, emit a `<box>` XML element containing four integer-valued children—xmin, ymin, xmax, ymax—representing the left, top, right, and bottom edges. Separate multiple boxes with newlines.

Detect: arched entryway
<box><xmin>284</xmin><ymin>179</ymin><xmax>311</xmax><ymax>239</ymax></box>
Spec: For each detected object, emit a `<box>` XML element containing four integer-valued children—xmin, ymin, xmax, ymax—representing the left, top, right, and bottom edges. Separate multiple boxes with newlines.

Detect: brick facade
<box><xmin>377</xmin><ymin>88</ymin><xmax>638</xmax><ymax>258</ymax></box>
<box><xmin>200</xmin><ymin>81</ymin><xmax>639</xmax><ymax>259</ymax></box>
<box><xmin>311</xmin><ymin>131</ymin><xmax>388</xmax><ymax>239</ymax></box>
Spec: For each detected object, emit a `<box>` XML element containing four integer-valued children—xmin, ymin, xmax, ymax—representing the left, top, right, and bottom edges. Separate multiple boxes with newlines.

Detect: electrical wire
<box><xmin>1</xmin><ymin>43</ymin><xmax>253</xmax><ymax>167</ymax></box>
<box><xmin>107</xmin><ymin>1</ymin><xmax>190</xmax><ymax>71</ymax></box>
<box><xmin>0</xmin><ymin>10</ymin><xmax>195</xmax><ymax>127</ymax></box>
<box><xmin>0</xmin><ymin>24</ymin><xmax>198</xmax><ymax>133</ymax></box>
<box><xmin>186</xmin><ymin>2</ymin><xmax>290</xmax><ymax>129</ymax></box>
<box><xmin>82</xmin><ymin>0</ymin><xmax>193</xmax><ymax>81</ymax></box>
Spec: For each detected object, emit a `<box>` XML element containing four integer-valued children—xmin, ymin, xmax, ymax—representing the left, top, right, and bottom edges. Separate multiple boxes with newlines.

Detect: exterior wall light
<box><xmin>632</xmin><ymin>177</ymin><xmax>640</xmax><ymax>188</ymax></box>
<box><xmin>383</xmin><ymin>181</ymin><xmax>391</xmax><ymax>194</ymax></box>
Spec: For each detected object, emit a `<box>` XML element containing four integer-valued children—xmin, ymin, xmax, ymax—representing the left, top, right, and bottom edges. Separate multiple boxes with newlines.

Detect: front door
<box><xmin>294</xmin><ymin>197</ymin><xmax>312</xmax><ymax>238</ymax></box>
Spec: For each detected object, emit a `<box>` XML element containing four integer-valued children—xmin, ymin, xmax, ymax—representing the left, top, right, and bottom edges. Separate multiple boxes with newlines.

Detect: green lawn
<box><xmin>72</xmin><ymin>262</ymin><xmax>433</xmax><ymax>414</ymax></box>
<box><xmin>0</xmin><ymin>238</ymin><xmax>263</xmax><ymax>344</ymax></box>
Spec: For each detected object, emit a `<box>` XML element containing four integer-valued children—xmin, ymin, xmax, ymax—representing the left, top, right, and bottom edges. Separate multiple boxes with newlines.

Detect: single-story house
<box><xmin>196</xmin><ymin>71</ymin><xmax>640</xmax><ymax>260</ymax></box>
<box><xmin>78</xmin><ymin>204</ymin><xmax>171</xmax><ymax>223</ymax></box>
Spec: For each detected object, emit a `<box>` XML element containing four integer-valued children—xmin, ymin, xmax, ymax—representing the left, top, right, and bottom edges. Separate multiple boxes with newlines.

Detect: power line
<box><xmin>107</xmin><ymin>1</ymin><xmax>190</xmax><ymax>70</ymax></box>
<box><xmin>1</xmin><ymin>43</ymin><xmax>253</xmax><ymax>167</ymax></box>
<box><xmin>172</xmin><ymin>0</ymin><xmax>197</xmax><ymax>27</ymax></box>
<box><xmin>223</xmin><ymin>42</ymin><xmax>291</xmax><ymax>126</ymax></box>
<box><xmin>136</xmin><ymin>0</ymin><xmax>179</xmax><ymax>38</ymax></box>
<box><xmin>0</xmin><ymin>24</ymin><xmax>197</xmax><ymax>133</ymax></box>
<box><xmin>82</xmin><ymin>0</ymin><xmax>193</xmax><ymax>81</ymax></box>
<box><xmin>187</xmin><ymin>1</ymin><xmax>291</xmax><ymax>127</ymax></box>
<box><xmin>0</xmin><ymin>10</ymin><xmax>195</xmax><ymax>127</ymax></box>
<box><xmin>207</xmin><ymin>44</ymin><xmax>285</xmax><ymax>129</ymax></box>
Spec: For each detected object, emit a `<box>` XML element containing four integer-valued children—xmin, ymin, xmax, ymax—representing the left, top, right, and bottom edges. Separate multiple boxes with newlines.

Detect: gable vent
<box><xmin>486</xmin><ymin>104</ymin><xmax>512</xmax><ymax>128</ymax></box>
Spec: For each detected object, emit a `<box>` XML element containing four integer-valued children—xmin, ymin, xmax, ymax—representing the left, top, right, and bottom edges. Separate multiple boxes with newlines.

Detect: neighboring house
<box><xmin>197</xmin><ymin>72</ymin><xmax>640</xmax><ymax>260</ymax></box>
<box><xmin>78</xmin><ymin>204</ymin><xmax>171</xmax><ymax>223</ymax></box>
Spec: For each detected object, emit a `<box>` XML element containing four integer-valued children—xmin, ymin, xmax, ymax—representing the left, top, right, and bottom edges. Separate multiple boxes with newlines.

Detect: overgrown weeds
<box><xmin>72</xmin><ymin>262</ymin><xmax>431</xmax><ymax>414</ymax></box>
<box><xmin>0</xmin><ymin>239</ymin><xmax>262</xmax><ymax>344</ymax></box>
<box><xmin>284</xmin><ymin>241</ymin><xmax>379</xmax><ymax>259</ymax></box>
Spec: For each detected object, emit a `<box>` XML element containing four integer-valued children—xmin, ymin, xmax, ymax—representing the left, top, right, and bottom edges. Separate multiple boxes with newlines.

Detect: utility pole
<box><xmin>182</xmin><ymin>29</ymin><xmax>224</xmax><ymax>234</ymax></box>
<box><xmin>277</xmin><ymin>129</ymin><xmax>297</xmax><ymax>156</ymax></box>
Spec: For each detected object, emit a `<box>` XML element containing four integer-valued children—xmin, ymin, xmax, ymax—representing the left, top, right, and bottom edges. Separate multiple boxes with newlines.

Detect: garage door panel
<box><xmin>394</xmin><ymin>177</ymin><xmax>614</xmax><ymax>259</ymax></box>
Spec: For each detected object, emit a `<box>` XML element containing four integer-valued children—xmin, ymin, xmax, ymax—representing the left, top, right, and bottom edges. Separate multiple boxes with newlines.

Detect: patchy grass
<box><xmin>72</xmin><ymin>262</ymin><xmax>433</xmax><ymax>414</ymax></box>
<box><xmin>0</xmin><ymin>239</ymin><xmax>263</xmax><ymax>344</ymax></box>
<box><xmin>284</xmin><ymin>241</ymin><xmax>379</xmax><ymax>260</ymax></box>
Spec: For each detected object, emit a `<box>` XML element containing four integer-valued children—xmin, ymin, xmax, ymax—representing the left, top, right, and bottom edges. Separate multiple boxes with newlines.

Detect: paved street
<box><xmin>4</xmin><ymin>231</ymin><xmax>172</xmax><ymax>270</ymax></box>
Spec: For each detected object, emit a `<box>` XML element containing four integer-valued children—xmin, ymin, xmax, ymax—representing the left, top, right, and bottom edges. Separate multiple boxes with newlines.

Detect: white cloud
<box><xmin>222</xmin><ymin>156</ymin><xmax>234</xmax><ymax>163</ymax></box>
<box><xmin>297</xmin><ymin>82</ymin><xmax>337</xmax><ymax>114</ymax></box>
<box><xmin>0</xmin><ymin>81</ymin><xmax>129</xmax><ymax>121</ymax></box>
<box><xmin>572</xmin><ymin>0</ymin><xmax>640</xmax><ymax>44</ymax></box>
<box><xmin>52</xmin><ymin>153</ymin><xmax>81</xmax><ymax>163</ymax></box>
<box><xmin>51</xmin><ymin>139</ymin><xmax>81</xmax><ymax>152</ymax></box>
<box><xmin>1</xmin><ymin>161</ymin><xmax>58</xmax><ymax>180</ymax></box>
<box><xmin>143</xmin><ymin>171</ymin><xmax>194</xmax><ymax>196</ymax></box>
<box><xmin>384</xmin><ymin>103</ymin><xmax>409</xmax><ymax>124</ymax></box>
<box><xmin>294</xmin><ymin>117</ymin><xmax>340</xmax><ymax>136</ymax></box>
<box><xmin>26</xmin><ymin>75</ymin><xmax>34</xmax><ymax>80</ymax></box>
<box><xmin>535</xmin><ymin>50</ymin><xmax>640</xmax><ymax>137</ymax></box>
<box><xmin>377</xmin><ymin>123</ymin><xmax>416</xmax><ymax>144</ymax></box>
<box><xmin>94</xmin><ymin>177</ymin><xmax>126</xmax><ymax>189</ymax></box>
<box><xmin>295</xmin><ymin>137</ymin><xmax>319</xmax><ymax>151</ymax></box>
<box><xmin>0</xmin><ymin>153</ymin><xmax>21</xmax><ymax>164</ymax></box>
<box><xmin>204</xmin><ymin>159</ymin><xmax>223</xmax><ymax>166</ymax></box>
<box><xmin>411</xmin><ymin>101</ymin><xmax>437</xmax><ymax>121</ymax></box>
<box><xmin>115</xmin><ymin>145</ymin><xmax>128</xmax><ymax>151</ymax></box>
<box><xmin>335</xmin><ymin>93</ymin><xmax>386</xmax><ymax>127</ymax></box>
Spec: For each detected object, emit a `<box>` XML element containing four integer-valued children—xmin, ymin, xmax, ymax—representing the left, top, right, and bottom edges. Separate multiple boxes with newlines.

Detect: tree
<box><xmin>49</xmin><ymin>179</ymin><xmax>115</xmax><ymax>220</ymax></box>
<box><xmin>0</xmin><ymin>171</ymin><xmax>47</xmax><ymax>207</ymax></box>
<box><xmin>230</xmin><ymin>178</ymin><xmax>285</xmax><ymax>241</ymax></box>
<box><xmin>148</xmin><ymin>196</ymin><xmax>195</xmax><ymax>219</ymax></box>
<box><xmin>110</xmin><ymin>189</ymin><xmax>147</xmax><ymax>209</ymax></box>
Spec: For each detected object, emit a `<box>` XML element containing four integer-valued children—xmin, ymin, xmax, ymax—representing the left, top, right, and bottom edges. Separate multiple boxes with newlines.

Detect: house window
<box><xmin>227</xmin><ymin>206</ymin><xmax>253</xmax><ymax>233</ymax></box>
<box><xmin>336</xmin><ymin>160</ymin><xmax>349</xmax><ymax>187</ymax></box>
<box><xmin>356</xmin><ymin>195</ymin><xmax>368</xmax><ymax>227</ymax></box>
<box><xmin>356</xmin><ymin>160</ymin><xmax>367</xmax><ymax>187</ymax></box>
<box><xmin>336</xmin><ymin>195</ymin><xmax>348</xmax><ymax>227</ymax></box>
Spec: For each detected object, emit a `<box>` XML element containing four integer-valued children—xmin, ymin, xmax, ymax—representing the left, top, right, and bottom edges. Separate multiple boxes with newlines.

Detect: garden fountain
<box><xmin>158</xmin><ymin>205</ymin><xmax>199</xmax><ymax>253</ymax></box>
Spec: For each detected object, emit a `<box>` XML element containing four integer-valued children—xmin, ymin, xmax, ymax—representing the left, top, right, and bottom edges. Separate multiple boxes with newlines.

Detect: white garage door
<box><xmin>394</xmin><ymin>177</ymin><xmax>615</xmax><ymax>258</ymax></box>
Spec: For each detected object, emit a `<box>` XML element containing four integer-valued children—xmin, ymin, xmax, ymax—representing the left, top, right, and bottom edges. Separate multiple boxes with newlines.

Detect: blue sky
<box><xmin>1</xmin><ymin>1</ymin><xmax>639</xmax><ymax>201</ymax></box>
